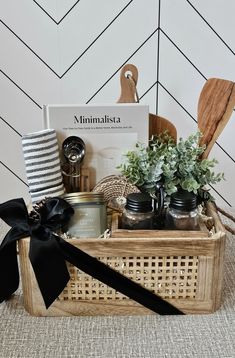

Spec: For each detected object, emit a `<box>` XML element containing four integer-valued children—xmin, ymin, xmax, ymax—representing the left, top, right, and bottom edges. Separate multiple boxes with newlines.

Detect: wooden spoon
<box><xmin>198</xmin><ymin>78</ymin><xmax>235</xmax><ymax>159</ymax></box>
<box><xmin>117</xmin><ymin>64</ymin><xmax>177</xmax><ymax>142</ymax></box>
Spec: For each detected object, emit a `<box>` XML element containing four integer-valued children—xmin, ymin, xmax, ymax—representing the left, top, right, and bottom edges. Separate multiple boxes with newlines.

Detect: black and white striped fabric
<box><xmin>22</xmin><ymin>129</ymin><xmax>65</xmax><ymax>203</ymax></box>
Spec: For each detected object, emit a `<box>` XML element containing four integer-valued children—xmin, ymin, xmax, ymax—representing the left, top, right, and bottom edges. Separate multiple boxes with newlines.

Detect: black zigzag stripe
<box><xmin>158</xmin><ymin>81</ymin><xmax>198</xmax><ymax>124</ymax></box>
<box><xmin>86</xmin><ymin>28</ymin><xmax>159</xmax><ymax>103</ymax></box>
<box><xmin>0</xmin><ymin>115</ymin><xmax>22</xmax><ymax>137</ymax></box>
<box><xmin>186</xmin><ymin>0</ymin><xmax>235</xmax><ymax>56</ymax></box>
<box><xmin>160</xmin><ymin>29</ymin><xmax>207</xmax><ymax>80</ymax></box>
<box><xmin>33</xmin><ymin>0</ymin><xmax>81</xmax><ymax>25</ymax></box>
<box><xmin>209</xmin><ymin>184</ymin><xmax>232</xmax><ymax>207</ymax></box>
<box><xmin>0</xmin><ymin>69</ymin><xmax>42</xmax><ymax>109</ymax></box>
<box><xmin>0</xmin><ymin>20</ymin><xmax>60</xmax><ymax>78</ymax></box>
<box><xmin>155</xmin><ymin>0</ymin><xmax>161</xmax><ymax>115</ymax></box>
<box><xmin>0</xmin><ymin>161</ymin><xmax>28</xmax><ymax>187</ymax></box>
<box><xmin>140</xmin><ymin>81</ymin><xmax>158</xmax><ymax>100</ymax></box>
<box><xmin>1</xmin><ymin>1</ymin><xmax>133</xmax><ymax>79</ymax></box>
<box><xmin>61</xmin><ymin>0</ymin><xmax>134</xmax><ymax>78</ymax></box>
<box><xmin>158</xmin><ymin>30</ymin><xmax>234</xmax><ymax>117</ymax></box>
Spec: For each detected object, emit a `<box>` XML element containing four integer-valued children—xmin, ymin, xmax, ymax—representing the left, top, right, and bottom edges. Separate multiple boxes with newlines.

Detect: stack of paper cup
<box><xmin>22</xmin><ymin>129</ymin><xmax>65</xmax><ymax>203</ymax></box>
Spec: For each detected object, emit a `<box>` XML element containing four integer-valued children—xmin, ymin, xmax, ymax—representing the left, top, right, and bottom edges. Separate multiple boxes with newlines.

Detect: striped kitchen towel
<box><xmin>22</xmin><ymin>129</ymin><xmax>65</xmax><ymax>203</ymax></box>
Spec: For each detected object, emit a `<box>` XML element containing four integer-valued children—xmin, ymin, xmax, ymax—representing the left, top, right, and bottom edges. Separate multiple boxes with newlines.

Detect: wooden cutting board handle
<box><xmin>117</xmin><ymin>63</ymin><xmax>177</xmax><ymax>142</ymax></box>
<box><xmin>117</xmin><ymin>64</ymin><xmax>138</xmax><ymax>103</ymax></box>
<box><xmin>149</xmin><ymin>113</ymin><xmax>177</xmax><ymax>141</ymax></box>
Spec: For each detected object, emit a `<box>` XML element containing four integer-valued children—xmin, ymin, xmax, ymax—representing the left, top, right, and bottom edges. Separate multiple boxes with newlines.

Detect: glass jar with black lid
<box><xmin>121</xmin><ymin>192</ymin><xmax>154</xmax><ymax>230</ymax></box>
<box><xmin>63</xmin><ymin>192</ymin><xmax>106</xmax><ymax>238</ymax></box>
<box><xmin>165</xmin><ymin>189</ymin><xmax>199</xmax><ymax>230</ymax></box>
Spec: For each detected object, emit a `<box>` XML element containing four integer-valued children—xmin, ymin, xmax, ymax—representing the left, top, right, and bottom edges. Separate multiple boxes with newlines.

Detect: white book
<box><xmin>43</xmin><ymin>103</ymin><xmax>149</xmax><ymax>188</ymax></box>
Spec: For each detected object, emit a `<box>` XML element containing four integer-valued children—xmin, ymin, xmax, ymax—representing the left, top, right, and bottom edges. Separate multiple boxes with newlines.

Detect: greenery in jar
<box><xmin>118</xmin><ymin>131</ymin><xmax>224</xmax><ymax>201</ymax></box>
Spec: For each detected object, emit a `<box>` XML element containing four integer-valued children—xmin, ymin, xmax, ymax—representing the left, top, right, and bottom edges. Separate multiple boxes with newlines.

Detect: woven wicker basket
<box><xmin>18</xmin><ymin>202</ymin><xmax>226</xmax><ymax>316</ymax></box>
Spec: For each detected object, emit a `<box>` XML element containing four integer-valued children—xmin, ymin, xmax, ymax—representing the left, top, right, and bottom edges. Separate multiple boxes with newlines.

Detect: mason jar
<box><xmin>63</xmin><ymin>192</ymin><xmax>106</xmax><ymax>238</ymax></box>
<box><xmin>121</xmin><ymin>192</ymin><xmax>154</xmax><ymax>230</ymax></box>
<box><xmin>165</xmin><ymin>189</ymin><xmax>199</xmax><ymax>230</ymax></box>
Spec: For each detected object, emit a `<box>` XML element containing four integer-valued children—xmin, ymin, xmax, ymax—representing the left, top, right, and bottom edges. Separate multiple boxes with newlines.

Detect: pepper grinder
<box><xmin>62</xmin><ymin>136</ymin><xmax>86</xmax><ymax>193</ymax></box>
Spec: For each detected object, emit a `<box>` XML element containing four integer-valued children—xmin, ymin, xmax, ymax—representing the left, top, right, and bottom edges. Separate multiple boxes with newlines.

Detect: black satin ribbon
<box><xmin>0</xmin><ymin>197</ymin><xmax>184</xmax><ymax>315</ymax></box>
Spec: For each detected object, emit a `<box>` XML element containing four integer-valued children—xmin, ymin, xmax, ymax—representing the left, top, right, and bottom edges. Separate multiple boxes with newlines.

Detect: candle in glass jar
<box><xmin>63</xmin><ymin>192</ymin><xmax>106</xmax><ymax>238</ymax></box>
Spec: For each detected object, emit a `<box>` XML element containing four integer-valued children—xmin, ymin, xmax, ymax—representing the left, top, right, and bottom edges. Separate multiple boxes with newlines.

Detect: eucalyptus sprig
<box><xmin>118</xmin><ymin>131</ymin><xmax>224</xmax><ymax>200</ymax></box>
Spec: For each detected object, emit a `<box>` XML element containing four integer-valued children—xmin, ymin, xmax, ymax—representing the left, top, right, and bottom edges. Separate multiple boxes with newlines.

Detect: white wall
<box><xmin>0</xmin><ymin>0</ymin><xmax>234</xmax><ymax>206</ymax></box>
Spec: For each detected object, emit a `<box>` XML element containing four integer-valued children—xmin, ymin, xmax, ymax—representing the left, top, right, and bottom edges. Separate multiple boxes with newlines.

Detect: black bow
<box><xmin>0</xmin><ymin>197</ymin><xmax>184</xmax><ymax>315</ymax></box>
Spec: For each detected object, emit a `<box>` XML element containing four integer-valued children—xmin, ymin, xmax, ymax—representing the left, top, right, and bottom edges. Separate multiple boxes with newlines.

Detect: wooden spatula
<box><xmin>198</xmin><ymin>78</ymin><xmax>235</xmax><ymax>159</ymax></box>
<box><xmin>117</xmin><ymin>64</ymin><xmax>177</xmax><ymax>142</ymax></box>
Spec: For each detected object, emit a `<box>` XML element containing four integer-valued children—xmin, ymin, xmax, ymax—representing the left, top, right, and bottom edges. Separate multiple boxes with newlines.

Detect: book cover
<box><xmin>43</xmin><ymin>103</ymin><xmax>149</xmax><ymax>188</ymax></box>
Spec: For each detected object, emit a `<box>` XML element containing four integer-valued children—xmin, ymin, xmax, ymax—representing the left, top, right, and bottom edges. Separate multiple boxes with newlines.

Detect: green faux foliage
<box><xmin>118</xmin><ymin>131</ymin><xmax>225</xmax><ymax>201</ymax></box>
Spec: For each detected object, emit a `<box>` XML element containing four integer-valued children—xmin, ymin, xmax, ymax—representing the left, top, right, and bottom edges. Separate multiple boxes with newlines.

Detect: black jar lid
<box><xmin>169</xmin><ymin>189</ymin><xmax>197</xmax><ymax>211</ymax></box>
<box><xmin>125</xmin><ymin>193</ymin><xmax>153</xmax><ymax>212</ymax></box>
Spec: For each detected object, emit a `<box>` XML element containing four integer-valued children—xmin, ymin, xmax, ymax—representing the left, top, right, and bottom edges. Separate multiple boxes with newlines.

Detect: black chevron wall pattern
<box><xmin>0</xmin><ymin>0</ymin><xmax>234</xmax><ymax>206</ymax></box>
